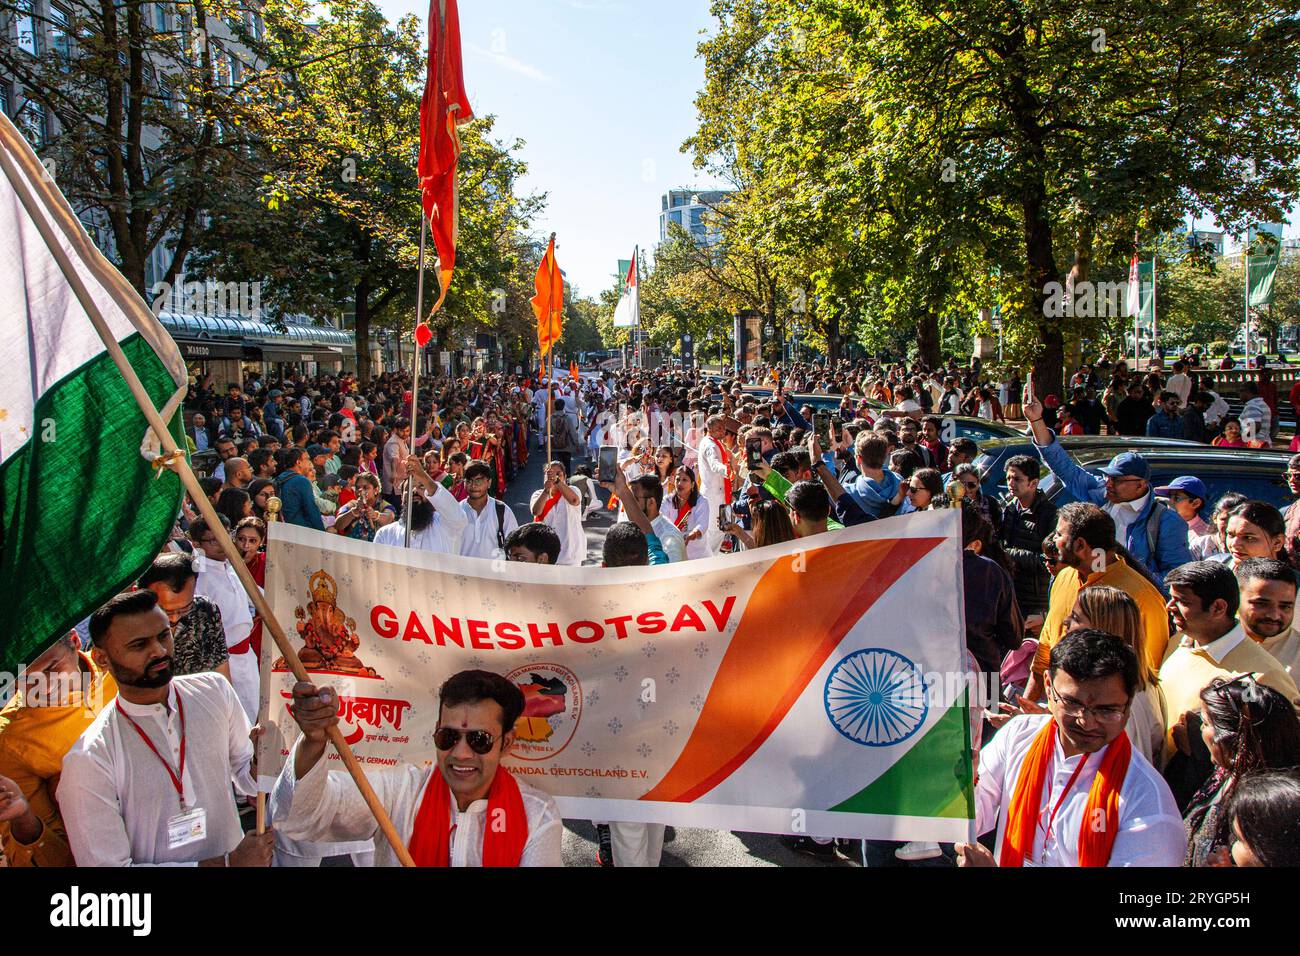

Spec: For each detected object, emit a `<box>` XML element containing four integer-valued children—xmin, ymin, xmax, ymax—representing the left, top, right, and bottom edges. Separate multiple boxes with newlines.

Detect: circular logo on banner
<box><xmin>823</xmin><ymin>649</ymin><xmax>928</xmax><ymax>747</ymax></box>
<box><xmin>506</xmin><ymin>663</ymin><xmax>583</xmax><ymax>761</ymax></box>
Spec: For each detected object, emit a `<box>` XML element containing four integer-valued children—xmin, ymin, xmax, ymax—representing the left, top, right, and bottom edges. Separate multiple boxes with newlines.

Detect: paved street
<box><xmin>504</xmin><ymin>439</ymin><xmax>857</xmax><ymax>868</ymax></box>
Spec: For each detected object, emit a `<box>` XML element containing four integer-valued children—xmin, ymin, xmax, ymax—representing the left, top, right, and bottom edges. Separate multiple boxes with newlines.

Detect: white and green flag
<box><xmin>0</xmin><ymin>112</ymin><xmax>187</xmax><ymax>672</ymax></box>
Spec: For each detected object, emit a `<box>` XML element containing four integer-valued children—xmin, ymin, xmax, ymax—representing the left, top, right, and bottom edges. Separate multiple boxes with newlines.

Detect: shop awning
<box><xmin>259</xmin><ymin>346</ymin><xmax>348</xmax><ymax>363</ymax></box>
<box><xmin>175</xmin><ymin>339</ymin><xmax>247</xmax><ymax>360</ymax></box>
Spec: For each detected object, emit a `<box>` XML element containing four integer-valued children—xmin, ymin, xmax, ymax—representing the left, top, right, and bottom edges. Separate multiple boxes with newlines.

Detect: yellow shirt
<box><xmin>1158</xmin><ymin>624</ymin><xmax>1300</xmax><ymax>766</ymax></box>
<box><xmin>0</xmin><ymin>653</ymin><xmax>116</xmax><ymax>866</ymax></box>
<box><xmin>1033</xmin><ymin>555</ymin><xmax>1171</xmax><ymax>679</ymax></box>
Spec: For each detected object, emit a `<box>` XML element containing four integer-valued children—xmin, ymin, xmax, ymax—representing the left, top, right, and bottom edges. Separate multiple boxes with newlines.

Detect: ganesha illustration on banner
<box><xmin>274</xmin><ymin>569</ymin><xmax>381</xmax><ymax>678</ymax></box>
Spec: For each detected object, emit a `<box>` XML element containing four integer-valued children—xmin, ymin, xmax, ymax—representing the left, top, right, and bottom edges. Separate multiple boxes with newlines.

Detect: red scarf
<box><xmin>673</xmin><ymin>499</ymin><xmax>691</xmax><ymax>532</ymax></box>
<box><xmin>536</xmin><ymin>491</ymin><xmax>563</xmax><ymax>521</ymax></box>
<box><xmin>1000</xmin><ymin>721</ymin><xmax>1131</xmax><ymax>867</ymax></box>
<box><xmin>715</xmin><ymin>438</ymin><xmax>733</xmax><ymax>503</ymax></box>
<box><xmin>408</xmin><ymin>766</ymin><xmax>528</xmax><ymax>867</ymax></box>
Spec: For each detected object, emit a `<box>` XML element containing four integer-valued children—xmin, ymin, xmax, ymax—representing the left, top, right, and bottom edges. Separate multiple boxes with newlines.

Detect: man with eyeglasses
<box><xmin>274</xmin><ymin>669</ymin><xmax>562</xmax><ymax>867</ymax></box>
<box><xmin>956</xmin><ymin>629</ymin><xmax>1185</xmax><ymax>867</ymax></box>
<box><xmin>1024</xmin><ymin>382</ymin><xmax>1191</xmax><ymax>587</ymax></box>
<box><xmin>140</xmin><ymin>552</ymin><xmax>230</xmax><ymax>682</ymax></box>
<box><xmin>1282</xmin><ymin>454</ymin><xmax>1300</xmax><ymax>567</ymax></box>
<box><xmin>459</xmin><ymin>460</ymin><xmax>519</xmax><ymax>561</ymax></box>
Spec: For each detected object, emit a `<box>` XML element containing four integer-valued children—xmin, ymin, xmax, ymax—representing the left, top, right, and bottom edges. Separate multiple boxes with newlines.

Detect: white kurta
<box><xmin>696</xmin><ymin>434</ymin><xmax>730</xmax><ymax>555</ymax></box>
<box><xmin>660</xmin><ymin>495</ymin><xmax>712</xmax><ymax>560</ymax></box>
<box><xmin>273</xmin><ymin>740</ymin><xmax>563</xmax><ymax>867</ymax></box>
<box><xmin>372</xmin><ymin>482</ymin><xmax>468</xmax><ymax>555</ymax></box>
<box><xmin>193</xmin><ymin>553</ymin><xmax>259</xmax><ymax>723</ymax></box>
<box><xmin>60</xmin><ymin>673</ymin><xmax>256</xmax><ymax>866</ymax></box>
<box><xmin>975</xmin><ymin>714</ymin><xmax>1186</xmax><ymax>867</ymax></box>
<box><xmin>530</xmin><ymin>489</ymin><xmax>586</xmax><ymax>566</ymax></box>
<box><xmin>458</xmin><ymin>497</ymin><xmax>520</xmax><ymax>560</ymax></box>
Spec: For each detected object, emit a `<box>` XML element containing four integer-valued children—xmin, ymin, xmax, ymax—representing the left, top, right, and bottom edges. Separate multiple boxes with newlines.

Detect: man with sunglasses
<box><xmin>1024</xmin><ymin>383</ymin><xmax>1191</xmax><ymax>587</ymax></box>
<box><xmin>274</xmin><ymin>670</ymin><xmax>562</xmax><ymax>867</ymax></box>
<box><xmin>140</xmin><ymin>552</ymin><xmax>230</xmax><ymax>682</ymax></box>
<box><xmin>956</xmin><ymin>629</ymin><xmax>1185</xmax><ymax>867</ymax></box>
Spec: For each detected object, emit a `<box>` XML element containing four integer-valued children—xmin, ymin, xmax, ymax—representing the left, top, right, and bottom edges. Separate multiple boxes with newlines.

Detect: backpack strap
<box><xmin>495</xmin><ymin>499</ymin><xmax>507</xmax><ymax>551</ymax></box>
<box><xmin>1145</xmin><ymin>497</ymin><xmax>1166</xmax><ymax>564</ymax></box>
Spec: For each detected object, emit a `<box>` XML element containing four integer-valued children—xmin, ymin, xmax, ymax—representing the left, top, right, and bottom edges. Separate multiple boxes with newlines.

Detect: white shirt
<box><xmin>274</xmin><ymin>740</ymin><xmax>562</xmax><ymax>867</ymax></box>
<box><xmin>373</xmin><ymin>482</ymin><xmax>468</xmax><ymax>554</ymax></box>
<box><xmin>193</xmin><ymin>553</ymin><xmax>259</xmax><ymax>722</ymax></box>
<box><xmin>1166</xmin><ymin>373</ymin><xmax>1192</xmax><ymax>406</ymax></box>
<box><xmin>530</xmin><ymin>488</ymin><xmax>586</xmax><ymax>566</ymax></box>
<box><xmin>60</xmin><ymin>674</ymin><xmax>256</xmax><ymax>866</ymax></box>
<box><xmin>651</xmin><ymin>514</ymin><xmax>688</xmax><ymax>563</ymax></box>
<box><xmin>1241</xmin><ymin>397</ymin><xmax>1272</xmax><ymax>440</ymax></box>
<box><xmin>697</xmin><ymin>435</ymin><xmax>730</xmax><ymax>549</ymax></box>
<box><xmin>1105</xmin><ymin>491</ymin><xmax>1150</xmax><ymax>547</ymax></box>
<box><xmin>1204</xmin><ymin>391</ymin><xmax>1229</xmax><ymax>427</ymax></box>
<box><xmin>975</xmin><ymin>714</ymin><xmax>1186</xmax><ymax>867</ymax></box>
<box><xmin>1258</xmin><ymin>624</ymin><xmax>1300</xmax><ymax>676</ymax></box>
<box><xmin>660</xmin><ymin>494</ymin><xmax>712</xmax><ymax>560</ymax></box>
<box><xmin>458</xmin><ymin>496</ymin><xmax>519</xmax><ymax>560</ymax></box>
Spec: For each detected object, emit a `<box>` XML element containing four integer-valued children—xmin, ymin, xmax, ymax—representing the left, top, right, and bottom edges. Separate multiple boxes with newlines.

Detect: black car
<box><xmin>974</xmin><ymin>436</ymin><xmax>1294</xmax><ymax>511</ymax></box>
<box><xmin>740</xmin><ymin>388</ymin><xmax>1022</xmax><ymax>443</ymax></box>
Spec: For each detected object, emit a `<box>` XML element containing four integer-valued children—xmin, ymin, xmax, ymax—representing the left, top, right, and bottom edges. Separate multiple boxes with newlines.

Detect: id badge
<box><xmin>167</xmin><ymin>806</ymin><xmax>207</xmax><ymax>849</ymax></box>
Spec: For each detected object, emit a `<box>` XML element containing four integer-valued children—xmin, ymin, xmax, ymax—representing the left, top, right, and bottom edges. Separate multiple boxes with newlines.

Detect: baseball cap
<box><xmin>1098</xmin><ymin>451</ymin><xmax>1150</xmax><ymax>480</ymax></box>
<box><xmin>307</xmin><ymin>444</ymin><xmax>329</xmax><ymax>459</ymax></box>
<box><xmin>1154</xmin><ymin>476</ymin><xmax>1207</xmax><ymax>501</ymax></box>
<box><xmin>268</xmin><ymin>388</ymin><xmax>283</xmax><ymax>398</ymax></box>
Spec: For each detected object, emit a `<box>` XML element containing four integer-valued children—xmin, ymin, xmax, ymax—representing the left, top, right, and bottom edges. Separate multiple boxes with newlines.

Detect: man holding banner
<box><xmin>273</xmin><ymin>670</ymin><xmax>562</xmax><ymax>867</ymax></box>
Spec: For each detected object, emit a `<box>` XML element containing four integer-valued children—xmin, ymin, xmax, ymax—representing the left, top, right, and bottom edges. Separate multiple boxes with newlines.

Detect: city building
<box><xmin>660</xmin><ymin>188</ymin><xmax>731</xmax><ymax>246</ymax></box>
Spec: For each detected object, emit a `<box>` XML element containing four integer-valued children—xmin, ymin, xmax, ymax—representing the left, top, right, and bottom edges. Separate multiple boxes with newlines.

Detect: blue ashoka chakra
<box><xmin>823</xmin><ymin>648</ymin><xmax>929</xmax><ymax>747</ymax></box>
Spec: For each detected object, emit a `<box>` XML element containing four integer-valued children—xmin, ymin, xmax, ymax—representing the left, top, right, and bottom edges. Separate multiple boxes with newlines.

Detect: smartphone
<box><xmin>598</xmin><ymin>445</ymin><xmax>618</xmax><ymax>483</ymax></box>
<box><xmin>717</xmin><ymin>503</ymin><xmax>731</xmax><ymax>532</ymax></box>
<box><xmin>746</xmin><ymin>437</ymin><xmax>763</xmax><ymax>470</ymax></box>
<box><xmin>814</xmin><ymin>411</ymin><xmax>831</xmax><ymax>446</ymax></box>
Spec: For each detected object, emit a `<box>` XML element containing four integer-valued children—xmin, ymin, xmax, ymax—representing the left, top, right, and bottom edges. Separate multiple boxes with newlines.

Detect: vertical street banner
<box><xmin>257</xmin><ymin>510</ymin><xmax>974</xmax><ymax>841</ymax></box>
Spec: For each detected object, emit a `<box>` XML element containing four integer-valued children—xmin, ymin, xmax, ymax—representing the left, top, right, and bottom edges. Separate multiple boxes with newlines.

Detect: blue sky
<box><xmin>374</xmin><ymin>0</ymin><xmax>726</xmax><ymax>299</ymax></box>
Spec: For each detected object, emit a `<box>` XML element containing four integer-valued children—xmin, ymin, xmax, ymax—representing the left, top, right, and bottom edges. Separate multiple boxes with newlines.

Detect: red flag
<box><xmin>418</xmin><ymin>0</ymin><xmax>473</xmax><ymax>315</ymax></box>
<box><xmin>531</xmin><ymin>235</ymin><xmax>564</xmax><ymax>358</ymax></box>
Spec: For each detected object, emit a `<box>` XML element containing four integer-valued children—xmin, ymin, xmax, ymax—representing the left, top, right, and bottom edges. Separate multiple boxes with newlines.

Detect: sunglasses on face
<box><xmin>434</xmin><ymin>727</ymin><xmax>500</xmax><ymax>754</ymax></box>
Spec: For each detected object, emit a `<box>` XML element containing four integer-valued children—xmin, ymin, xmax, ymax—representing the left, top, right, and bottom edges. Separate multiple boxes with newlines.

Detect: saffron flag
<box><xmin>0</xmin><ymin>111</ymin><xmax>187</xmax><ymax>673</ymax></box>
<box><xmin>256</xmin><ymin>511</ymin><xmax>975</xmax><ymax>842</ymax></box>
<box><xmin>613</xmin><ymin>248</ymin><xmax>639</xmax><ymax>328</ymax></box>
<box><xmin>531</xmin><ymin>235</ymin><xmax>564</xmax><ymax>357</ymax></box>
<box><xmin>570</xmin><ymin>360</ymin><xmax>580</xmax><ymax>382</ymax></box>
<box><xmin>417</xmin><ymin>0</ymin><xmax>473</xmax><ymax>314</ymax></box>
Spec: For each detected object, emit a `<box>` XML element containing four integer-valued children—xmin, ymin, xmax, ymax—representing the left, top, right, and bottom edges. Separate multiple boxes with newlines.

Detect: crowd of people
<box><xmin>3</xmin><ymin>353</ymin><xmax>1300</xmax><ymax>870</ymax></box>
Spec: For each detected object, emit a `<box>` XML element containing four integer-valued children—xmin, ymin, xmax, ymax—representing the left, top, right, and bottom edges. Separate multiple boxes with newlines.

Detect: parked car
<box><xmin>973</xmin><ymin>436</ymin><xmax>1293</xmax><ymax>511</ymax></box>
<box><xmin>740</xmin><ymin>388</ymin><xmax>1021</xmax><ymax>442</ymax></box>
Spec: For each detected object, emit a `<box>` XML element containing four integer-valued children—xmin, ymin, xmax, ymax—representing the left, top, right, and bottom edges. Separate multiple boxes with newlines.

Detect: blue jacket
<box><xmin>1035</xmin><ymin>436</ymin><xmax>1191</xmax><ymax>587</ymax></box>
<box><xmin>835</xmin><ymin>470</ymin><xmax>903</xmax><ymax>525</ymax></box>
<box><xmin>274</xmin><ymin>470</ymin><xmax>325</xmax><ymax>531</ymax></box>
<box><xmin>1144</xmin><ymin>410</ymin><xmax>1184</xmax><ymax>439</ymax></box>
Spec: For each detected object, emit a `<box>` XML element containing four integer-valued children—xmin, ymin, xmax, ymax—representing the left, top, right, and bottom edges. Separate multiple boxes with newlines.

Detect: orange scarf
<box><xmin>408</xmin><ymin>766</ymin><xmax>528</xmax><ymax>867</ymax></box>
<box><xmin>999</xmin><ymin>721</ymin><xmax>1131</xmax><ymax>867</ymax></box>
<box><xmin>715</xmin><ymin>438</ymin><xmax>733</xmax><ymax>504</ymax></box>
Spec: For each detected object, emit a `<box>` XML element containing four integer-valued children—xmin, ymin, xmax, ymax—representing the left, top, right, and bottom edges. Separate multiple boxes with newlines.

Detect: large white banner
<box><xmin>257</xmin><ymin>511</ymin><xmax>974</xmax><ymax>840</ymax></box>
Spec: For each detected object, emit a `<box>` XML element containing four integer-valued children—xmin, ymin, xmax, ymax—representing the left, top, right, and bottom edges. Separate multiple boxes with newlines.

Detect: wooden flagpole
<box><xmin>405</xmin><ymin>216</ymin><xmax>429</xmax><ymax>546</ymax></box>
<box><xmin>0</xmin><ymin>138</ymin><xmax>417</xmax><ymax>866</ymax></box>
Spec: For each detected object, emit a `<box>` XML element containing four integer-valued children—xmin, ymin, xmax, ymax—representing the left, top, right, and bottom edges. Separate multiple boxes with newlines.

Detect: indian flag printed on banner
<box><xmin>258</xmin><ymin>510</ymin><xmax>975</xmax><ymax>841</ymax></box>
<box><xmin>0</xmin><ymin>111</ymin><xmax>187</xmax><ymax>673</ymax></box>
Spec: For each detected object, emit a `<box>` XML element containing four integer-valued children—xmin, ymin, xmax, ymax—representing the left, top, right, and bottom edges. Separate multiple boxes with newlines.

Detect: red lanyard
<box><xmin>1038</xmin><ymin>750</ymin><xmax>1089</xmax><ymax>856</ymax></box>
<box><xmin>117</xmin><ymin>693</ymin><xmax>188</xmax><ymax>809</ymax></box>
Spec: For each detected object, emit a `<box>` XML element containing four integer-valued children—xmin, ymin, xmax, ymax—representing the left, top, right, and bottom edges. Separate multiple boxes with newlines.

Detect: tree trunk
<box><xmin>355</xmin><ymin>275</ymin><xmax>371</xmax><ymax>383</ymax></box>
<box><xmin>916</xmin><ymin>311</ymin><xmax>941</xmax><ymax>367</ymax></box>
<box><xmin>1023</xmin><ymin>182</ymin><xmax>1063</xmax><ymax>399</ymax></box>
<box><xmin>828</xmin><ymin>306</ymin><xmax>841</xmax><ymax>364</ymax></box>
